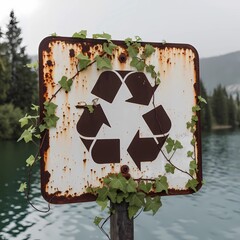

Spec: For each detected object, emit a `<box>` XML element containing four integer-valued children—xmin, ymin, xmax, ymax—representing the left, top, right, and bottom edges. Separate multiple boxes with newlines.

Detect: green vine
<box><xmin>17</xmin><ymin>31</ymin><xmax>206</xmax><ymax>227</ymax></box>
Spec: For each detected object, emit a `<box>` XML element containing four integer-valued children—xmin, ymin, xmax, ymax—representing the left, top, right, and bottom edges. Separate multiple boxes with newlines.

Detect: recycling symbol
<box><xmin>76</xmin><ymin>71</ymin><xmax>172</xmax><ymax>170</ymax></box>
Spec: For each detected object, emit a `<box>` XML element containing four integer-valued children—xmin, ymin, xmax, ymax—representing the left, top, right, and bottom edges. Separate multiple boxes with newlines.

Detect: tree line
<box><xmin>200</xmin><ymin>82</ymin><xmax>240</xmax><ymax>131</ymax></box>
<box><xmin>0</xmin><ymin>11</ymin><xmax>38</xmax><ymax>139</ymax></box>
<box><xmin>0</xmin><ymin>11</ymin><xmax>239</xmax><ymax>140</ymax></box>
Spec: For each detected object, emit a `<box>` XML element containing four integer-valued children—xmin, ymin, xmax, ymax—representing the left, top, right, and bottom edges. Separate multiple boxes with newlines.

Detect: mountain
<box><xmin>200</xmin><ymin>51</ymin><xmax>240</xmax><ymax>95</ymax></box>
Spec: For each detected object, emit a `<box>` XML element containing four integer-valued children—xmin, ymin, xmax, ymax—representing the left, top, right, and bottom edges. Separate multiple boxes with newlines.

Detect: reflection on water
<box><xmin>1</xmin><ymin>130</ymin><xmax>240</xmax><ymax>239</ymax></box>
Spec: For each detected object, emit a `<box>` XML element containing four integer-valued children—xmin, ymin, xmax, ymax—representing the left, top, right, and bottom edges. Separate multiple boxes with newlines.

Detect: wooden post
<box><xmin>110</xmin><ymin>201</ymin><xmax>134</xmax><ymax>240</ymax></box>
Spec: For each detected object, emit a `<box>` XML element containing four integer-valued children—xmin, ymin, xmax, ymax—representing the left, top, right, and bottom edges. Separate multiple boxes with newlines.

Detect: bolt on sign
<box><xmin>39</xmin><ymin>37</ymin><xmax>202</xmax><ymax>203</ymax></box>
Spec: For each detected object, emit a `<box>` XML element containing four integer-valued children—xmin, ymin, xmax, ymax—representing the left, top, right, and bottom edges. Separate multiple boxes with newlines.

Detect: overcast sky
<box><xmin>0</xmin><ymin>0</ymin><xmax>240</xmax><ymax>58</ymax></box>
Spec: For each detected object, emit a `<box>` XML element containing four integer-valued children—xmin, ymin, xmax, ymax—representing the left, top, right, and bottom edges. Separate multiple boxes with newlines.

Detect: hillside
<box><xmin>200</xmin><ymin>51</ymin><xmax>240</xmax><ymax>95</ymax></box>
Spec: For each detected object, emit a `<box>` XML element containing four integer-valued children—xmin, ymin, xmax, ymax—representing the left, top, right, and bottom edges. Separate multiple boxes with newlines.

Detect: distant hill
<box><xmin>200</xmin><ymin>51</ymin><xmax>240</xmax><ymax>95</ymax></box>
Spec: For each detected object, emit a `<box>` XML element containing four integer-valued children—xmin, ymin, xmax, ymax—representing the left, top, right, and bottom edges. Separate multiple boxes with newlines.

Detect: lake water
<box><xmin>1</xmin><ymin>130</ymin><xmax>240</xmax><ymax>240</ymax></box>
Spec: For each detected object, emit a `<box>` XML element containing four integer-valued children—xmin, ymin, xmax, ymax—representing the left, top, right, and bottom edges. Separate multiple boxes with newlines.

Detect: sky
<box><xmin>0</xmin><ymin>0</ymin><xmax>240</xmax><ymax>58</ymax></box>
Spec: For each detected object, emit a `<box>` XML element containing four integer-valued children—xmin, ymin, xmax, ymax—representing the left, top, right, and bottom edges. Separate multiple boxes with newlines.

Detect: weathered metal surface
<box><xmin>39</xmin><ymin>37</ymin><xmax>201</xmax><ymax>203</ymax></box>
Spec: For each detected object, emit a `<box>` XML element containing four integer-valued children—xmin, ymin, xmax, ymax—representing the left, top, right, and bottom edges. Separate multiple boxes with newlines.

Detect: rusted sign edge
<box><xmin>38</xmin><ymin>36</ymin><xmax>202</xmax><ymax>204</ymax></box>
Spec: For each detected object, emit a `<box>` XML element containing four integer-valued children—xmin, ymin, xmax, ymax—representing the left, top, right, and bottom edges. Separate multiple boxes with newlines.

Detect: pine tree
<box><xmin>228</xmin><ymin>95</ymin><xmax>237</xmax><ymax>128</ymax></box>
<box><xmin>200</xmin><ymin>80</ymin><xmax>212</xmax><ymax>131</ymax></box>
<box><xmin>211</xmin><ymin>85</ymin><xmax>229</xmax><ymax>125</ymax></box>
<box><xmin>0</xmin><ymin>28</ymin><xmax>10</xmax><ymax>104</ymax></box>
<box><xmin>5</xmin><ymin>10</ymin><xmax>37</xmax><ymax>110</ymax></box>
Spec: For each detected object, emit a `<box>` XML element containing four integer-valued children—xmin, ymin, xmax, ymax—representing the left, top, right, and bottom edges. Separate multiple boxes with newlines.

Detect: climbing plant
<box><xmin>17</xmin><ymin>31</ymin><xmax>206</xmax><ymax>232</ymax></box>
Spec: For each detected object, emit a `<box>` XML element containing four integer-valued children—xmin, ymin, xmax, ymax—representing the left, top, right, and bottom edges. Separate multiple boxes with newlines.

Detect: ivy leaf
<box><xmin>156</xmin><ymin>77</ymin><xmax>161</xmax><ymax>85</ymax></box>
<box><xmin>96</xmin><ymin>186</ymin><xmax>109</xmax><ymax>201</ymax></box>
<box><xmin>165</xmin><ymin>137</ymin><xmax>174</xmax><ymax>153</ymax></box>
<box><xmin>19</xmin><ymin>114</ymin><xmax>29</xmax><ymax>128</ymax></box>
<box><xmin>17</xmin><ymin>126</ymin><xmax>35</xmax><ymax>143</ymax></box>
<box><xmin>128</xmin><ymin>205</ymin><xmax>141</xmax><ymax>219</ymax></box>
<box><xmin>141</xmin><ymin>44</ymin><xmax>155</xmax><ymax>59</ymax></box>
<box><xmin>146</xmin><ymin>65</ymin><xmax>157</xmax><ymax>78</ymax></box>
<box><xmin>72</xmin><ymin>30</ymin><xmax>87</xmax><ymax>39</ymax></box>
<box><xmin>39</xmin><ymin>124</ymin><xmax>47</xmax><ymax>132</ymax></box>
<box><xmin>86</xmin><ymin>105</ymin><xmax>94</xmax><ymax>113</ymax></box>
<box><xmin>18</xmin><ymin>182</ymin><xmax>27</xmax><ymax>192</ymax></box>
<box><xmin>103</xmin><ymin>42</ymin><xmax>117</xmax><ymax>55</ymax></box>
<box><xmin>144</xmin><ymin>196</ymin><xmax>162</xmax><ymax>215</ymax></box>
<box><xmin>95</xmin><ymin>56</ymin><xmax>112</xmax><ymax>70</ymax></box>
<box><xmin>187</xmin><ymin>151</ymin><xmax>194</xmax><ymax>158</ymax></box>
<box><xmin>173</xmin><ymin>140</ymin><xmax>183</xmax><ymax>151</ymax></box>
<box><xmin>155</xmin><ymin>176</ymin><xmax>168</xmax><ymax>194</ymax></box>
<box><xmin>108</xmin><ymin>189</ymin><xmax>117</xmax><ymax>203</ymax></box>
<box><xmin>26</xmin><ymin>62</ymin><xmax>38</xmax><ymax>71</ymax></box>
<box><xmin>192</xmin><ymin>105</ymin><xmax>201</xmax><ymax>112</ymax></box>
<box><xmin>58</xmin><ymin>76</ymin><xmax>73</xmax><ymax>92</ymax></box>
<box><xmin>31</xmin><ymin>104</ymin><xmax>39</xmax><ymax>112</ymax></box>
<box><xmin>186</xmin><ymin>179</ymin><xmax>199</xmax><ymax>192</ymax></box>
<box><xmin>191</xmin><ymin>138</ymin><xmax>196</xmax><ymax>146</ymax></box>
<box><xmin>26</xmin><ymin>155</ymin><xmax>35</xmax><ymax>167</ymax></box>
<box><xmin>51</xmin><ymin>32</ymin><xmax>57</xmax><ymax>36</ymax></box>
<box><xmin>126</xmin><ymin>192</ymin><xmax>145</xmax><ymax>207</ymax></box>
<box><xmin>96</xmin><ymin>199</ymin><xmax>108</xmax><ymax>211</ymax></box>
<box><xmin>138</xmin><ymin>181</ymin><xmax>152</xmax><ymax>194</ymax></box>
<box><xmin>187</xmin><ymin>121</ymin><xmax>195</xmax><ymax>129</ymax></box>
<box><xmin>198</xmin><ymin>96</ymin><xmax>207</xmax><ymax>104</ymax></box>
<box><xmin>130</xmin><ymin>57</ymin><xmax>145</xmax><ymax>71</ymax></box>
<box><xmin>126</xmin><ymin>178</ymin><xmax>137</xmax><ymax>193</ymax></box>
<box><xmin>109</xmin><ymin>174</ymin><xmax>127</xmax><ymax>193</ymax></box>
<box><xmin>93</xmin><ymin>32</ymin><xmax>112</xmax><ymax>42</ymax></box>
<box><xmin>44</xmin><ymin>114</ymin><xmax>59</xmax><ymax>128</ymax></box>
<box><xmin>44</xmin><ymin>102</ymin><xmax>58</xmax><ymax>116</ymax></box>
<box><xmin>127</xmin><ymin>44</ymin><xmax>140</xmax><ymax>58</ymax></box>
<box><xmin>94</xmin><ymin>216</ymin><xmax>104</xmax><ymax>226</ymax></box>
<box><xmin>76</xmin><ymin>53</ymin><xmax>91</xmax><ymax>70</ymax></box>
<box><xmin>191</xmin><ymin>115</ymin><xmax>198</xmax><ymax>122</ymax></box>
<box><xmin>116</xmin><ymin>192</ymin><xmax>129</xmax><ymax>204</ymax></box>
<box><xmin>165</xmin><ymin>163</ymin><xmax>175</xmax><ymax>174</ymax></box>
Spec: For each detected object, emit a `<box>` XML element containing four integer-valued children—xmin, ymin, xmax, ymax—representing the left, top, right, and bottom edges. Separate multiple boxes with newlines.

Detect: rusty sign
<box><xmin>39</xmin><ymin>37</ymin><xmax>202</xmax><ymax>203</ymax></box>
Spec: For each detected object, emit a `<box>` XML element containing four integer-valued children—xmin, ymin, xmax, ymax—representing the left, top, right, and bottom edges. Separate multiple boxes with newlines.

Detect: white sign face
<box><xmin>39</xmin><ymin>37</ymin><xmax>202</xmax><ymax>203</ymax></box>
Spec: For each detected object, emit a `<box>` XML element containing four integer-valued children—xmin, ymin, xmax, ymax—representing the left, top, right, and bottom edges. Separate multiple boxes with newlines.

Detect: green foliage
<box><xmin>17</xmin><ymin>126</ymin><xmax>35</xmax><ymax>143</ymax></box>
<box><xmin>155</xmin><ymin>176</ymin><xmax>168</xmax><ymax>194</ymax></box>
<box><xmin>76</xmin><ymin>53</ymin><xmax>91</xmax><ymax>70</ymax></box>
<box><xmin>95</xmin><ymin>55</ymin><xmax>112</xmax><ymax>70</ymax></box>
<box><xmin>87</xmin><ymin>173</ymin><xmax>165</xmax><ymax>219</ymax></box>
<box><xmin>43</xmin><ymin>101</ymin><xmax>59</xmax><ymax>128</ymax></box>
<box><xmin>165</xmin><ymin>163</ymin><xmax>175</xmax><ymax>174</ymax></box>
<box><xmin>103</xmin><ymin>42</ymin><xmax>117</xmax><ymax>55</ymax></box>
<box><xmin>18</xmin><ymin>182</ymin><xmax>27</xmax><ymax>192</ymax></box>
<box><xmin>93</xmin><ymin>32</ymin><xmax>112</xmax><ymax>42</ymax></box>
<box><xmin>165</xmin><ymin>137</ymin><xmax>183</xmax><ymax>154</ymax></box>
<box><xmin>72</xmin><ymin>30</ymin><xmax>87</xmax><ymax>39</ymax></box>
<box><xmin>5</xmin><ymin>10</ymin><xmax>38</xmax><ymax>110</ymax></box>
<box><xmin>0</xmin><ymin>103</ymin><xmax>23</xmax><ymax>139</ymax></box>
<box><xmin>141</xmin><ymin>44</ymin><xmax>155</xmax><ymax>59</ymax></box>
<box><xmin>26</xmin><ymin>155</ymin><xmax>35</xmax><ymax>167</ymax></box>
<box><xmin>94</xmin><ymin>216</ymin><xmax>104</xmax><ymax>226</ymax></box>
<box><xmin>130</xmin><ymin>57</ymin><xmax>145</xmax><ymax>71</ymax></box>
<box><xmin>58</xmin><ymin>76</ymin><xmax>73</xmax><ymax>92</ymax></box>
<box><xmin>186</xmin><ymin>179</ymin><xmax>199</xmax><ymax>192</ymax></box>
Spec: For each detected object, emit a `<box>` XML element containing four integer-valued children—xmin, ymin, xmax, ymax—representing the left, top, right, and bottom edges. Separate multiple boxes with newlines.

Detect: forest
<box><xmin>0</xmin><ymin>11</ymin><xmax>239</xmax><ymax>140</ymax></box>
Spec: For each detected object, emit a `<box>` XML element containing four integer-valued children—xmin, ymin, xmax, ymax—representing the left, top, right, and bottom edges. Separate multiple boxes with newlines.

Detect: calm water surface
<box><xmin>1</xmin><ymin>130</ymin><xmax>240</xmax><ymax>240</ymax></box>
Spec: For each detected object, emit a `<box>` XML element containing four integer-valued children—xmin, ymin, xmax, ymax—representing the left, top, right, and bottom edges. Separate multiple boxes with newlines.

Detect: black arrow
<box><xmin>127</xmin><ymin>130</ymin><xmax>168</xmax><ymax>170</ymax></box>
<box><xmin>143</xmin><ymin>105</ymin><xmax>172</xmax><ymax>135</ymax></box>
<box><xmin>91</xmin><ymin>71</ymin><xmax>122</xmax><ymax>103</ymax></box>
<box><xmin>125</xmin><ymin>72</ymin><xmax>158</xmax><ymax>105</ymax></box>
<box><xmin>76</xmin><ymin>104</ymin><xmax>110</xmax><ymax>138</ymax></box>
<box><xmin>92</xmin><ymin>139</ymin><xmax>120</xmax><ymax>164</ymax></box>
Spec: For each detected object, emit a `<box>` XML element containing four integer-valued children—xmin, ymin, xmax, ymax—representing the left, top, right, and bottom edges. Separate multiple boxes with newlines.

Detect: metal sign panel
<box><xmin>39</xmin><ymin>37</ymin><xmax>201</xmax><ymax>203</ymax></box>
